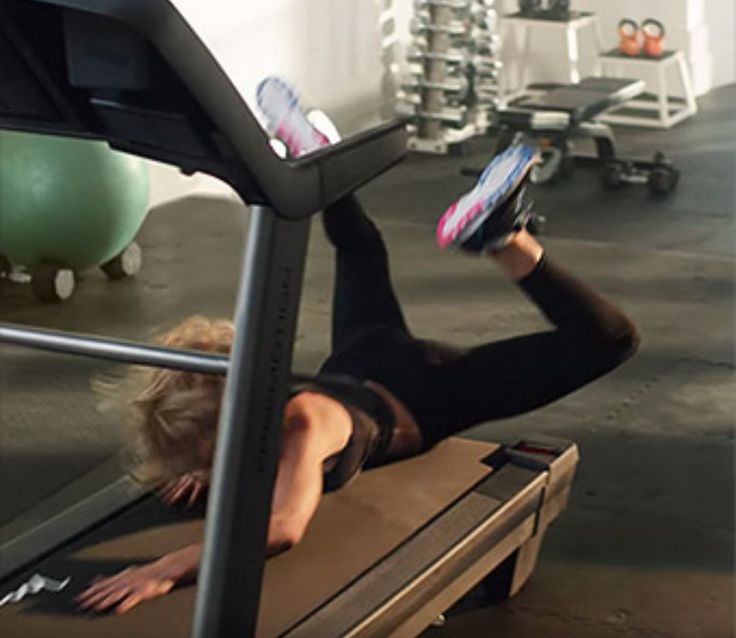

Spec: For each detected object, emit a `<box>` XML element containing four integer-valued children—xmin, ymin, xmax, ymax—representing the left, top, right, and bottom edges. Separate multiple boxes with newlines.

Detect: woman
<box><xmin>76</xmin><ymin>83</ymin><xmax>639</xmax><ymax>615</ymax></box>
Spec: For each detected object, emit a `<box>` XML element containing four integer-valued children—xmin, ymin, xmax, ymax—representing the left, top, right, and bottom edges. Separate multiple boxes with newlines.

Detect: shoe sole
<box><xmin>256</xmin><ymin>77</ymin><xmax>331</xmax><ymax>157</ymax></box>
<box><xmin>437</xmin><ymin>144</ymin><xmax>537</xmax><ymax>248</ymax></box>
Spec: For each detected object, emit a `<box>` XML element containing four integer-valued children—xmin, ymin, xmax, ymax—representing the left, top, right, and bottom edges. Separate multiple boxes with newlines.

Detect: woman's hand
<box><xmin>159</xmin><ymin>473</ymin><xmax>209</xmax><ymax>507</ymax></box>
<box><xmin>75</xmin><ymin>544</ymin><xmax>201</xmax><ymax>614</ymax></box>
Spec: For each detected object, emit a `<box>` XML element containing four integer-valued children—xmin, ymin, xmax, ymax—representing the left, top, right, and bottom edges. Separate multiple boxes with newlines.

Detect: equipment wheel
<box><xmin>100</xmin><ymin>241</ymin><xmax>143</xmax><ymax>280</ymax></box>
<box><xmin>31</xmin><ymin>263</ymin><xmax>75</xmax><ymax>302</ymax></box>
<box><xmin>532</xmin><ymin>147</ymin><xmax>561</xmax><ymax>184</ymax></box>
<box><xmin>601</xmin><ymin>162</ymin><xmax>624</xmax><ymax>189</ymax></box>
<box><xmin>648</xmin><ymin>166</ymin><xmax>679</xmax><ymax>196</ymax></box>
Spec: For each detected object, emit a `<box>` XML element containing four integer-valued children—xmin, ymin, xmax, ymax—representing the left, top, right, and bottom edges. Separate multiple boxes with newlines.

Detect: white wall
<box><xmin>174</xmin><ymin>0</ymin><xmax>395</xmax><ymax>134</ymax></box>
<box><xmin>148</xmin><ymin>0</ymin><xmax>735</xmax><ymax>208</ymax></box>
<box><xmin>701</xmin><ymin>0</ymin><xmax>736</xmax><ymax>91</ymax></box>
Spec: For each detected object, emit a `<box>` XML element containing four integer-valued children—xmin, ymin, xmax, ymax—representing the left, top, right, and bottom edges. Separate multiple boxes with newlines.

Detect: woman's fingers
<box><xmin>115</xmin><ymin>591</ymin><xmax>145</xmax><ymax>615</ymax></box>
<box><xmin>76</xmin><ymin>570</ymin><xmax>130</xmax><ymax>604</ymax></box>
<box><xmin>160</xmin><ymin>476</ymin><xmax>189</xmax><ymax>501</ymax></box>
<box><xmin>163</xmin><ymin>477</ymin><xmax>188</xmax><ymax>501</ymax></box>
<box><xmin>77</xmin><ymin>580</ymin><xmax>126</xmax><ymax>607</ymax></box>
<box><xmin>115</xmin><ymin>579</ymin><xmax>175</xmax><ymax>615</ymax></box>
<box><xmin>160</xmin><ymin>474</ymin><xmax>207</xmax><ymax>506</ymax></box>
<box><xmin>78</xmin><ymin>578</ymin><xmax>175</xmax><ymax>613</ymax></box>
<box><xmin>188</xmin><ymin>482</ymin><xmax>204</xmax><ymax>508</ymax></box>
<box><xmin>170</xmin><ymin>480</ymin><xmax>193</xmax><ymax>504</ymax></box>
<box><xmin>91</xmin><ymin>586</ymin><xmax>132</xmax><ymax>612</ymax></box>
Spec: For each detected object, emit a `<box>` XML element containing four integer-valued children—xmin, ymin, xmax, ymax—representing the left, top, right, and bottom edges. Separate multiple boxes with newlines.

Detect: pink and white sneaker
<box><xmin>256</xmin><ymin>77</ymin><xmax>339</xmax><ymax>158</ymax></box>
<box><xmin>437</xmin><ymin>144</ymin><xmax>538</xmax><ymax>251</ymax></box>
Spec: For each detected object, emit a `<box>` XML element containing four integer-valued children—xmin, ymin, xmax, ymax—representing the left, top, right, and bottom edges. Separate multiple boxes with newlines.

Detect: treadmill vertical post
<box><xmin>192</xmin><ymin>204</ymin><xmax>311</xmax><ymax>638</ymax></box>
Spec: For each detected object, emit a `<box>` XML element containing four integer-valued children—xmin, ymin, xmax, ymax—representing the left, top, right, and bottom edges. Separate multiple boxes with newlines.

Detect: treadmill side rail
<box><xmin>284</xmin><ymin>442</ymin><xmax>579</xmax><ymax>638</ymax></box>
<box><xmin>508</xmin><ymin>441</ymin><xmax>579</xmax><ymax>597</ymax></box>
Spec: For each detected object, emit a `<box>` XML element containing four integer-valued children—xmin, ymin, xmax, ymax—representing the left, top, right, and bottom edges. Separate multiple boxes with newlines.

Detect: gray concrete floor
<box><xmin>1</xmin><ymin>85</ymin><xmax>734</xmax><ymax>635</ymax></box>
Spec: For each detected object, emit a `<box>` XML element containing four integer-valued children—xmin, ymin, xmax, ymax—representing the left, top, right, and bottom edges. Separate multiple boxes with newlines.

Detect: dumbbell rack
<box><xmin>400</xmin><ymin>0</ymin><xmax>501</xmax><ymax>154</ymax></box>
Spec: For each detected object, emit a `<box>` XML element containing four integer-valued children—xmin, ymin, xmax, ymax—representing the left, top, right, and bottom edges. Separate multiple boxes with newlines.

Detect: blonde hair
<box><xmin>99</xmin><ymin>316</ymin><xmax>234</xmax><ymax>484</ymax></box>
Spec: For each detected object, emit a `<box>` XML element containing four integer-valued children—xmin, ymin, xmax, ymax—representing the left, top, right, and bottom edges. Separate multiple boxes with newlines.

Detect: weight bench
<box><xmin>464</xmin><ymin>77</ymin><xmax>680</xmax><ymax>197</ymax></box>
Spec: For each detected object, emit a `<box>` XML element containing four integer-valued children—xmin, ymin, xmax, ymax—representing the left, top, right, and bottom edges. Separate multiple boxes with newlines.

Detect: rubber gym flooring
<box><xmin>1</xmin><ymin>84</ymin><xmax>734</xmax><ymax>637</ymax></box>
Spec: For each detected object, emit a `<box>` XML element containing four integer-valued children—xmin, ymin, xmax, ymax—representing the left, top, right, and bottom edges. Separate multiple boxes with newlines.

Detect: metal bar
<box><xmin>192</xmin><ymin>206</ymin><xmax>311</xmax><ymax>638</ymax></box>
<box><xmin>0</xmin><ymin>324</ymin><xmax>321</xmax><ymax>387</ymax></box>
<box><xmin>0</xmin><ymin>323</ymin><xmax>229</xmax><ymax>375</ymax></box>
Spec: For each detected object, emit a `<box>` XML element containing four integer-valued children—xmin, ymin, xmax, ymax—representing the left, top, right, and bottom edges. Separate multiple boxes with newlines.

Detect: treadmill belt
<box><xmin>0</xmin><ymin>438</ymin><xmax>498</xmax><ymax>638</ymax></box>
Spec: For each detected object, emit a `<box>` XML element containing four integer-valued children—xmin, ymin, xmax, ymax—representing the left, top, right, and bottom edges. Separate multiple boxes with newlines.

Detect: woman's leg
<box><xmin>422</xmin><ymin>229</ymin><xmax>640</xmax><ymax>445</ymax></box>
<box><xmin>323</xmin><ymin>195</ymin><xmax>409</xmax><ymax>351</ymax></box>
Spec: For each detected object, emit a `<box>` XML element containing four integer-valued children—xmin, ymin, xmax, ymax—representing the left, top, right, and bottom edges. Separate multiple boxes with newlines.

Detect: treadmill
<box><xmin>0</xmin><ymin>1</ymin><xmax>580</xmax><ymax>636</ymax></box>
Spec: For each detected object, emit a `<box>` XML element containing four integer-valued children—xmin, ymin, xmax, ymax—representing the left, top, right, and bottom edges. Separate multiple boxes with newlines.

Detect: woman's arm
<box><xmin>268</xmin><ymin>391</ymin><xmax>352</xmax><ymax>548</ymax></box>
<box><xmin>77</xmin><ymin>392</ymin><xmax>352</xmax><ymax>615</ymax></box>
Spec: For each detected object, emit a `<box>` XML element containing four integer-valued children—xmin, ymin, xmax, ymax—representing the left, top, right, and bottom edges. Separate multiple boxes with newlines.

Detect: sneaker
<box><xmin>437</xmin><ymin>144</ymin><xmax>538</xmax><ymax>252</ymax></box>
<box><xmin>256</xmin><ymin>77</ymin><xmax>338</xmax><ymax>158</ymax></box>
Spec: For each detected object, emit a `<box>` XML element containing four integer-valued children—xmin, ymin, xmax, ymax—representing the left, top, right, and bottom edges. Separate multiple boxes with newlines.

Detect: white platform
<box><xmin>500</xmin><ymin>11</ymin><xmax>605</xmax><ymax>104</ymax></box>
<box><xmin>598</xmin><ymin>49</ymin><xmax>698</xmax><ymax>129</ymax></box>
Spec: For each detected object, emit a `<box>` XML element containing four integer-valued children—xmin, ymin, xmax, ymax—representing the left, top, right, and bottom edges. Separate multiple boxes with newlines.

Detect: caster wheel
<box><xmin>601</xmin><ymin>162</ymin><xmax>624</xmax><ymax>189</ymax></box>
<box><xmin>648</xmin><ymin>166</ymin><xmax>679</xmax><ymax>196</ymax></box>
<box><xmin>101</xmin><ymin>241</ymin><xmax>143</xmax><ymax>280</ymax></box>
<box><xmin>31</xmin><ymin>263</ymin><xmax>75</xmax><ymax>302</ymax></box>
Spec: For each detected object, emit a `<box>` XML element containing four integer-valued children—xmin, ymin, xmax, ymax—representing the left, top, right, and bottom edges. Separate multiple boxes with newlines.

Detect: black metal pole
<box><xmin>0</xmin><ymin>324</ymin><xmax>229</xmax><ymax>375</ymax></box>
<box><xmin>192</xmin><ymin>206</ymin><xmax>311</xmax><ymax>638</ymax></box>
<box><xmin>0</xmin><ymin>323</ymin><xmax>320</xmax><ymax>382</ymax></box>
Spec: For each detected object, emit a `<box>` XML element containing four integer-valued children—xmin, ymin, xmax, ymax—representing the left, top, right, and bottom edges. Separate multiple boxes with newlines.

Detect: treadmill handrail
<box><xmin>0</xmin><ymin>322</ymin><xmax>229</xmax><ymax>375</ymax></box>
<box><xmin>0</xmin><ymin>322</ymin><xmax>329</xmax><ymax>388</ymax></box>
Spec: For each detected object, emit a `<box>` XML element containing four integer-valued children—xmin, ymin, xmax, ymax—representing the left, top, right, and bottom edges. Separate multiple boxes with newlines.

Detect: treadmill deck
<box><xmin>0</xmin><ymin>437</ymin><xmax>577</xmax><ymax>637</ymax></box>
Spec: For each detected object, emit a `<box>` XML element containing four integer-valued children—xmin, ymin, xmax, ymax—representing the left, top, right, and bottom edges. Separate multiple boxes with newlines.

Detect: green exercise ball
<box><xmin>0</xmin><ymin>131</ymin><xmax>149</xmax><ymax>272</ymax></box>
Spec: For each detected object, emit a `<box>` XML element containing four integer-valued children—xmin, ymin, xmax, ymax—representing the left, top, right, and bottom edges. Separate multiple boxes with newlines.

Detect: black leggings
<box><xmin>318</xmin><ymin>196</ymin><xmax>640</xmax><ymax>448</ymax></box>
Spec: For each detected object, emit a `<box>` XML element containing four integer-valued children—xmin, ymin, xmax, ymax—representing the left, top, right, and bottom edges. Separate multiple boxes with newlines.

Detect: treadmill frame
<box><xmin>0</xmin><ymin>1</ymin><xmax>406</xmax><ymax>636</ymax></box>
<box><xmin>285</xmin><ymin>438</ymin><xmax>578</xmax><ymax>637</ymax></box>
<box><xmin>0</xmin><ymin>2</ymin><xmax>581</xmax><ymax>637</ymax></box>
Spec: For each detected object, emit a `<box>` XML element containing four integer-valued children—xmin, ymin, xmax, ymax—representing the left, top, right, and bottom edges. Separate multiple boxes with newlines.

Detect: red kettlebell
<box><xmin>618</xmin><ymin>18</ymin><xmax>642</xmax><ymax>57</ymax></box>
<box><xmin>642</xmin><ymin>18</ymin><xmax>666</xmax><ymax>58</ymax></box>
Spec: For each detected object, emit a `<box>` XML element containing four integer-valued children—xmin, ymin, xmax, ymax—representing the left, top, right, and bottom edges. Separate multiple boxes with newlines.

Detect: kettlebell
<box><xmin>618</xmin><ymin>19</ymin><xmax>642</xmax><ymax>56</ymax></box>
<box><xmin>549</xmin><ymin>0</ymin><xmax>570</xmax><ymax>20</ymax></box>
<box><xmin>642</xmin><ymin>18</ymin><xmax>666</xmax><ymax>58</ymax></box>
<box><xmin>518</xmin><ymin>0</ymin><xmax>542</xmax><ymax>16</ymax></box>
